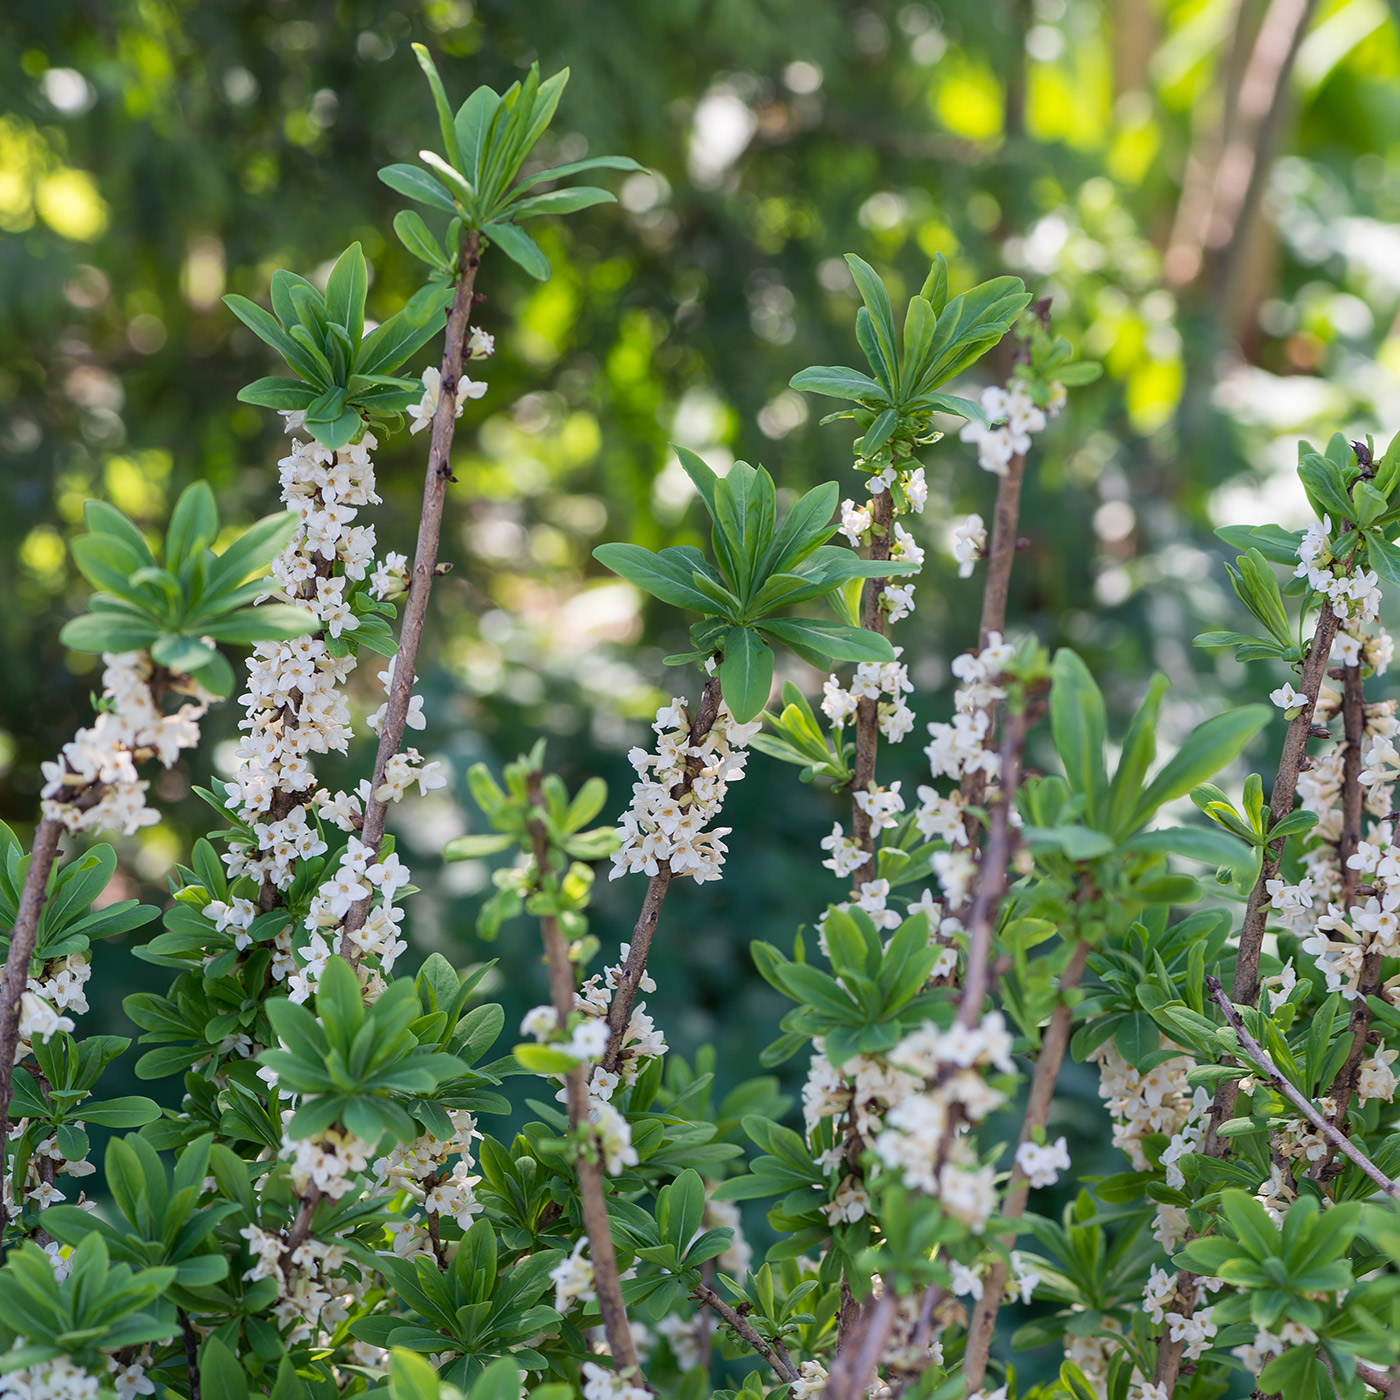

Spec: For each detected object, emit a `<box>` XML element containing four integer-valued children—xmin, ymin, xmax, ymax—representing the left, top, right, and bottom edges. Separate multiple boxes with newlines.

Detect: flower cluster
<box><xmin>240</xmin><ymin>1220</ymin><xmax>366</xmax><ymax>1343</ymax></box>
<box><xmin>610</xmin><ymin>697</ymin><xmax>760</xmax><ymax>883</ymax></box>
<box><xmin>41</xmin><ymin>652</ymin><xmax>207</xmax><ymax>836</ymax></box>
<box><xmin>1090</xmin><ymin>1038</ymin><xmax>1201</xmax><ymax>1246</ymax></box>
<box><xmin>959</xmin><ymin>379</ymin><xmax>1065</xmax><ymax>477</ymax></box>
<box><xmin>821</xmin><ymin>652</ymin><xmax>915</xmax><ymax>744</ymax></box>
<box><xmin>223</xmin><ymin>423</ymin><xmax>382</xmax><ymax>894</ymax></box>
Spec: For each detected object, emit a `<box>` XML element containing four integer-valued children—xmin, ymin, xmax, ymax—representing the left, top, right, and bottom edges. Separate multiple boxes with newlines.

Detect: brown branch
<box><xmin>1208</xmin><ymin>976</ymin><xmax>1400</xmax><ymax>1201</ymax></box>
<box><xmin>693</xmin><ymin>1281</ymin><xmax>798</xmax><ymax>1383</ymax></box>
<box><xmin>1163</xmin><ymin>0</ymin><xmax>1254</xmax><ymax>288</ymax></box>
<box><xmin>1210</xmin><ymin>602</ymin><xmax>1339</xmax><ymax>1081</ymax></box>
<box><xmin>1315</xmin><ymin>662</ymin><xmax>1378</xmax><ymax>1171</ymax></box>
<box><xmin>0</xmin><ymin>815</ymin><xmax>63</xmax><ymax>1229</ymax></box>
<box><xmin>1356</xmin><ymin>1361</ymin><xmax>1396</xmax><ymax>1393</ymax></box>
<box><xmin>962</xmin><ymin>937</ymin><xmax>1091</xmax><ymax>1388</ymax></box>
<box><xmin>600</xmin><ymin>677</ymin><xmax>722</xmax><ymax>1078</ymax></box>
<box><xmin>850</xmin><ymin>489</ymin><xmax>895</xmax><ymax>890</ymax></box>
<box><xmin>179</xmin><ymin>1308</ymin><xmax>202</xmax><ymax>1400</ymax></box>
<box><xmin>340</xmin><ymin>229</ymin><xmax>484</xmax><ymax>960</ymax></box>
<box><xmin>282</xmin><ymin>1184</ymin><xmax>323</xmax><ymax>1264</ymax></box>
<box><xmin>526</xmin><ymin>778</ymin><xmax>640</xmax><ymax>1377</ymax></box>
<box><xmin>958</xmin><ymin>452</ymin><xmax>1028</xmax><ymax>854</ymax></box>
<box><xmin>1206</xmin><ymin>0</ymin><xmax>1320</xmax><ymax>309</ymax></box>
<box><xmin>1156</xmin><ymin>604</ymin><xmax>1340</xmax><ymax>1391</ymax></box>
<box><xmin>826</xmin><ymin>1287</ymin><xmax>898</xmax><ymax>1400</ymax></box>
<box><xmin>957</xmin><ymin>698</ymin><xmax>1039</xmax><ymax>1029</ymax></box>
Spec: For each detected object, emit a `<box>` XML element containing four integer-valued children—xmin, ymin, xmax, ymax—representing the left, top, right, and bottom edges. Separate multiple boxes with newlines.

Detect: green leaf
<box><xmin>1115</xmin><ymin>1010</ymin><xmax>1159</xmax><ymax>1063</ymax></box>
<box><xmin>378</xmin><ymin>163</ymin><xmax>459</xmax><ymax>214</ymax></box>
<box><xmin>789</xmin><ymin>365</ymin><xmax>890</xmax><ymax>403</ymax></box>
<box><xmin>483</xmin><ymin>221</ymin><xmax>550</xmax><ymax>279</ymax></box>
<box><xmin>593</xmin><ymin>543</ymin><xmax>721</xmax><ymax>614</ymax></box>
<box><xmin>1106</xmin><ymin>673</ymin><xmax>1169</xmax><ymax>837</ymax></box>
<box><xmin>510</xmin><ymin>186</ymin><xmax>617</xmax><ymax>219</ymax></box>
<box><xmin>59</xmin><ymin>613</ymin><xmax>159</xmax><ymax>654</ymax></box>
<box><xmin>1051</xmin><ymin>649</ymin><xmax>1107</xmax><ymax>824</ymax></box>
<box><xmin>844</xmin><ymin>255</ymin><xmax>899</xmax><ymax>385</ymax></box>
<box><xmin>199</xmin><ymin>1338</ymin><xmax>250</xmax><ymax>1400</ymax></box>
<box><xmin>165</xmin><ymin>482</ymin><xmax>219</xmax><ymax>567</ymax></box>
<box><xmin>1130</xmin><ymin>705</ymin><xmax>1271</xmax><ymax>831</ymax></box>
<box><xmin>443</xmin><ymin>833</ymin><xmax>515</xmax><ymax>860</ymax></box>
<box><xmin>236</xmin><ymin>377</ymin><xmax>320</xmax><ymax>411</ymax></box>
<box><xmin>757</xmin><ymin>618</ymin><xmax>896</xmax><ymax>666</ymax></box>
<box><xmin>200</xmin><ymin>605</ymin><xmax>315</xmax><ymax>644</ymax></box>
<box><xmin>511</xmin><ymin>154</ymin><xmax>645</xmax><ymax>194</ymax></box>
<box><xmin>393</xmin><ymin>210</ymin><xmax>448</xmax><ymax>270</ymax></box>
<box><xmin>324</xmin><ymin>243</ymin><xmax>368</xmax><ymax>347</ymax></box>
<box><xmin>412</xmin><ymin>43</ymin><xmax>465</xmax><ymax>172</ymax></box>
<box><xmin>719</xmin><ymin>628</ymin><xmax>774</xmax><ymax>724</ymax></box>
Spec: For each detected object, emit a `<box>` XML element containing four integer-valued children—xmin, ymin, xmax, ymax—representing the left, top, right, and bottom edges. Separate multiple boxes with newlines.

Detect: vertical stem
<box><xmin>962</xmin><ymin>938</ymin><xmax>1091</xmax><ymax>1389</ymax></box>
<box><xmin>1157</xmin><ymin>603</ymin><xmax>1338</xmax><ymax>1394</ymax></box>
<box><xmin>1315</xmin><ymin>663</ymin><xmax>1380</xmax><ymax>1162</ymax></box>
<box><xmin>341</xmin><ymin>229</ymin><xmax>484</xmax><ymax>959</ymax></box>
<box><xmin>960</xmin><ymin>453</ymin><xmax>1027</xmax><ymax>852</ymax></box>
<box><xmin>850</xmin><ymin>490</ymin><xmax>895</xmax><ymax>889</ymax></box>
<box><xmin>0</xmin><ymin>815</ymin><xmax>63</xmax><ymax>1218</ymax></box>
<box><xmin>826</xmin><ymin>1288</ymin><xmax>898</xmax><ymax>1400</ymax></box>
<box><xmin>179</xmin><ymin>1308</ymin><xmax>202</xmax><ymax>1400</ymax></box>
<box><xmin>1205</xmin><ymin>0</ymin><xmax>1320</xmax><ymax>311</ymax></box>
<box><xmin>527</xmin><ymin>781</ymin><xmax>639</xmax><ymax>1376</ymax></box>
<box><xmin>957</xmin><ymin>704</ymin><xmax>1035</xmax><ymax>1029</ymax></box>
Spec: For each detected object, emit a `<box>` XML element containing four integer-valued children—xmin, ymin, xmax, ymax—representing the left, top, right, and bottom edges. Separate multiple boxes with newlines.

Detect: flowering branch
<box><xmin>961</xmin><ymin>937</ymin><xmax>1090</xmax><ymax>1388</ymax></box>
<box><xmin>341</xmin><ymin>228</ymin><xmax>484</xmax><ymax>959</ymax></box>
<box><xmin>601</xmin><ymin>676</ymin><xmax>723</xmax><ymax>1075</ymax></box>
<box><xmin>1206</xmin><ymin>976</ymin><xmax>1400</xmax><ymax>1201</ymax></box>
<box><xmin>526</xmin><ymin>777</ymin><xmax>640</xmax><ymax>1377</ymax></box>
<box><xmin>1205</xmin><ymin>600</ymin><xmax>1339</xmax><ymax>1144</ymax></box>
<box><xmin>1315</xmin><ymin>661</ymin><xmax>1382</xmax><ymax>1164</ymax></box>
<box><xmin>850</xmin><ymin>489</ymin><xmax>895</xmax><ymax>888</ymax></box>
<box><xmin>0</xmin><ymin>816</ymin><xmax>62</xmax><ymax>1216</ymax></box>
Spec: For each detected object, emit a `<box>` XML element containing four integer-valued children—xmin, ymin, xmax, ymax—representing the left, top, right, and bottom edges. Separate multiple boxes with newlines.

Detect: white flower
<box><xmin>467</xmin><ymin>326</ymin><xmax>495</xmax><ymax>359</ymax></box>
<box><xmin>1016</xmin><ymin>1135</ymin><xmax>1071</xmax><ymax>1188</ymax></box>
<box><xmin>838</xmin><ymin>499</ymin><xmax>873</xmax><ymax>547</ymax></box>
<box><xmin>952</xmin><ymin>513</ymin><xmax>987</xmax><ymax>578</ymax></box>
<box><xmin>1270</xmin><ymin>682</ymin><xmax>1308</xmax><ymax>711</ymax></box>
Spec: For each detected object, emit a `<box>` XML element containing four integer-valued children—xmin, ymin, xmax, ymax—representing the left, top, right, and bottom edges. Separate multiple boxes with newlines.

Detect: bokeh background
<box><xmin>3</xmin><ymin>0</ymin><xmax>1399</xmax><ymax>1360</ymax></box>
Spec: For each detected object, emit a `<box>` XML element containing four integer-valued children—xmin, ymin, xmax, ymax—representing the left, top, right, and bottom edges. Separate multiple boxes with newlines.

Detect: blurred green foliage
<box><xmin>5</xmin><ymin>5</ymin><xmax>1400</xmax><ymax>1364</ymax></box>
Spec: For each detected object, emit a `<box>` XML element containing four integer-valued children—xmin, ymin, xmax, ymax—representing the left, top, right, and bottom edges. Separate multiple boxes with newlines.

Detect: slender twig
<box><xmin>526</xmin><ymin>778</ymin><xmax>639</xmax><ymax>1376</ymax></box>
<box><xmin>1207</xmin><ymin>977</ymin><xmax>1400</xmax><ymax>1201</ymax></box>
<box><xmin>179</xmin><ymin>1308</ymin><xmax>202</xmax><ymax>1400</ymax></box>
<box><xmin>693</xmin><ymin>1281</ymin><xmax>798</xmax><ymax>1384</ymax></box>
<box><xmin>341</xmin><ymin>229</ymin><xmax>484</xmax><ymax>960</ymax></box>
<box><xmin>850</xmin><ymin>489</ymin><xmax>895</xmax><ymax>889</ymax></box>
<box><xmin>962</xmin><ymin>937</ymin><xmax>1091</xmax><ymax>1388</ymax></box>
<box><xmin>600</xmin><ymin>677</ymin><xmax>722</xmax><ymax>1077</ymax></box>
